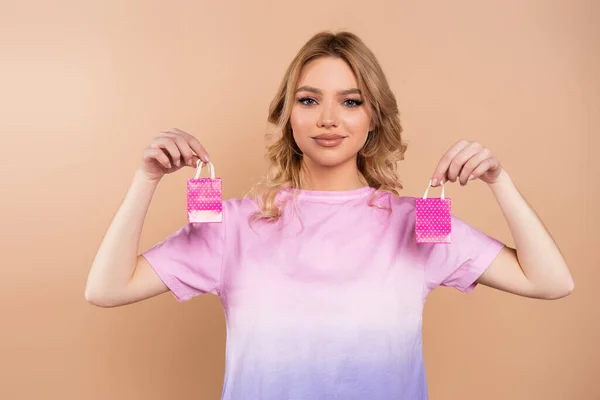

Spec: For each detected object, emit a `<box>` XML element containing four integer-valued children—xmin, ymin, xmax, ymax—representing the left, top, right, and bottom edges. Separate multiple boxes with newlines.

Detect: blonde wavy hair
<box><xmin>247</xmin><ymin>30</ymin><xmax>407</xmax><ymax>222</ymax></box>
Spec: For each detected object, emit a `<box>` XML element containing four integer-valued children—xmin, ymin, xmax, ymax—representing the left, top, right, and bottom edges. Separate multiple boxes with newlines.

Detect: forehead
<box><xmin>296</xmin><ymin>57</ymin><xmax>358</xmax><ymax>90</ymax></box>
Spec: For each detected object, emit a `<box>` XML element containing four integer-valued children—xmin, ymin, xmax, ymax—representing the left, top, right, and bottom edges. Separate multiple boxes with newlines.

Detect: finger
<box><xmin>458</xmin><ymin>148</ymin><xmax>491</xmax><ymax>185</ymax></box>
<box><xmin>151</xmin><ymin>138</ymin><xmax>180</xmax><ymax>167</ymax></box>
<box><xmin>144</xmin><ymin>147</ymin><xmax>172</xmax><ymax>169</ymax></box>
<box><xmin>189</xmin><ymin>155</ymin><xmax>204</xmax><ymax>168</ymax></box>
<box><xmin>187</xmin><ymin>135</ymin><xmax>210</xmax><ymax>162</ymax></box>
<box><xmin>431</xmin><ymin>140</ymin><xmax>471</xmax><ymax>186</ymax></box>
<box><xmin>162</xmin><ymin>128</ymin><xmax>187</xmax><ymax>136</ymax></box>
<box><xmin>468</xmin><ymin>158</ymin><xmax>499</xmax><ymax>182</ymax></box>
<box><xmin>161</xmin><ymin>132</ymin><xmax>195</xmax><ymax>166</ymax></box>
<box><xmin>163</xmin><ymin>129</ymin><xmax>210</xmax><ymax>163</ymax></box>
<box><xmin>445</xmin><ymin>142</ymin><xmax>482</xmax><ymax>183</ymax></box>
<box><xmin>151</xmin><ymin>137</ymin><xmax>182</xmax><ymax>167</ymax></box>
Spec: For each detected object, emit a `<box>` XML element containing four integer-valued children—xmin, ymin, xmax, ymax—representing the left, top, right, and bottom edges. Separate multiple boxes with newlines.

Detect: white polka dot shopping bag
<box><xmin>415</xmin><ymin>180</ymin><xmax>451</xmax><ymax>243</ymax></box>
<box><xmin>187</xmin><ymin>160</ymin><xmax>223</xmax><ymax>223</ymax></box>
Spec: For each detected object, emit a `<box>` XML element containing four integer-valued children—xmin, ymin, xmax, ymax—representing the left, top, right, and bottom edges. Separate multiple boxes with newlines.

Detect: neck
<box><xmin>299</xmin><ymin>156</ymin><xmax>365</xmax><ymax>191</ymax></box>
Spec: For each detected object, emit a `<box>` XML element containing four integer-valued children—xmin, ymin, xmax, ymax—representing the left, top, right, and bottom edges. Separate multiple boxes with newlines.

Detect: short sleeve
<box><xmin>424</xmin><ymin>214</ymin><xmax>505</xmax><ymax>293</ymax></box>
<box><xmin>141</xmin><ymin>219</ymin><xmax>226</xmax><ymax>302</ymax></box>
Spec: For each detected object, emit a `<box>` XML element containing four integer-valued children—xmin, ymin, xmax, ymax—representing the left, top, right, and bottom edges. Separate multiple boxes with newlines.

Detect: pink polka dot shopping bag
<box><xmin>187</xmin><ymin>160</ymin><xmax>223</xmax><ymax>223</ymax></box>
<box><xmin>415</xmin><ymin>180</ymin><xmax>451</xmax><ymax>243</ymax></box>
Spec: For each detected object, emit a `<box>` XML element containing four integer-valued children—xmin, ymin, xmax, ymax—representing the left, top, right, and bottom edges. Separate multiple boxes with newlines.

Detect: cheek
<box><xmin>290</xmin><ymin>108</ymin><xmax>314</xmax><ymax>133</ymax></box>
<box><xmin>341</xmin><ymin>110</ymin><xmax>372</xmax><ymax>132</ymax></box>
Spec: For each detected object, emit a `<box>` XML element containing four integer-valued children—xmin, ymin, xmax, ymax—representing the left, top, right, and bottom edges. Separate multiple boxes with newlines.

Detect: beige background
<box><xmin>1</xmin><ymin>0</ymin><xmax>598</xmax><ymax>399</ymax></box>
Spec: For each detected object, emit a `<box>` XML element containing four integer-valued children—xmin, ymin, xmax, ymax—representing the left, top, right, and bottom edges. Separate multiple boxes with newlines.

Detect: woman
<box><xmin>85</xmin><ymin>31</ymin><xmax>574</xmax><ymax>400</ymax></box>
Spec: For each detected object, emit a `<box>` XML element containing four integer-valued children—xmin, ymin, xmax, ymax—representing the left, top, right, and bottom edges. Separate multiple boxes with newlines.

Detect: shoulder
<box><xmin>364</xmin><ymin>191</ymin><xmax>418</xmax><ymax>235</ymax></box>
<box><xmin>388</xmin><ymin>193</ymin><xmax>417</xmax><ymax>209</ymax></box>
<box><xmin>222</xmin><ymin>196</ymin><xmax>260</xmax><ymax>219</ymax></box>
<box><xmin>374</xmin><ymin>191</ymin><xmax>417</xmax><ymax>216</ymax></box>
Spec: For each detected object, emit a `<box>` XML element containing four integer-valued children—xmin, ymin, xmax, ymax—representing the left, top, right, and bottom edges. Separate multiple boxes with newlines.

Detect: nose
<box><xmin>317</xmin><ymin>103</ymin><xmax>339</xmax><ymax>129</ymax></box>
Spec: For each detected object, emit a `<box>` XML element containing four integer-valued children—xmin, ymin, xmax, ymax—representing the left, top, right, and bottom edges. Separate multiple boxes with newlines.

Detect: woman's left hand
<box><xmin>430</xmin><ymin>140</ymin><xmax>503</xmax><ymax>186</ymax></box>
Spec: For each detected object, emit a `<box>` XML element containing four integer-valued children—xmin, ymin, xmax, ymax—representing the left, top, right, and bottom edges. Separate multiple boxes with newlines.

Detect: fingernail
<box><xmin>468</xmin><ymin>175</ymin><xmax>475</xmax><ymax>181</ymax></box>
<box><xmin>431</xmin><ymin>178</ymin><xmax>438</xmax><ymax>187</ymax></box>
<box><xmin>203</xmin><ymin>154</ymin><xmax>210</xmax><ymax>162</ymax></box>
<box><xmin>175</xmin><ymin>160</ymin><xmax>180</xmax><ymax>167</ymax></box>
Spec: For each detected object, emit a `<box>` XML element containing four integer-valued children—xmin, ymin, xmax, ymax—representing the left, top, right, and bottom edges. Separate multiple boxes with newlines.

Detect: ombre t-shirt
<box><xmin>142</xmin><ymin>186</ymin><xmax>504</xmax><ymax>400</ymax></box>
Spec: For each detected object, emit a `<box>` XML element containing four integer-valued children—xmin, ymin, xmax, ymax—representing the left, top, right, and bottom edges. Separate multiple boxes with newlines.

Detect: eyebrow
<box><xmin>295</xmin><ymin>86</ymin><xmax>362</xmax><ymax>96</ymax></box>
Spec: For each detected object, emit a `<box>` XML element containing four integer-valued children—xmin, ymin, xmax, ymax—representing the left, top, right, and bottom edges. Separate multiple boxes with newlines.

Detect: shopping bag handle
<box><xmin>422</xmin><ymin>179</ymin><xmax>445</xmax><ymax>200</ymax></box>
<box><xmin>194</xmin><ymin>159</ymin><xmax>216</xmax><ymax>180</ymax></box>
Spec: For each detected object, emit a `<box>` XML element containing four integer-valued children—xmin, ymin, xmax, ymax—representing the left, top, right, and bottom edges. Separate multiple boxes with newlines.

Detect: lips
<box><xmin>312</xmin><ymin>133</ymin><xmax>347</xmax><ymax>148</ymax></box>
<box><xmin>313</xmin><ymin>134</ymin><xmax>345</xmax><ymax>140</ymax></box>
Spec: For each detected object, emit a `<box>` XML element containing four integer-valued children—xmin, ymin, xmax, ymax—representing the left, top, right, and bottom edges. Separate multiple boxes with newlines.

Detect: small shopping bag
<box><xmin>187</xmin><ymin>160</ymin><xmax>223</xmax><ymax>223</ymax></box>
<box><xmin>415</xmin><ymin>180</ymin><xmax>451</xmax><ymax>243</ymax></box>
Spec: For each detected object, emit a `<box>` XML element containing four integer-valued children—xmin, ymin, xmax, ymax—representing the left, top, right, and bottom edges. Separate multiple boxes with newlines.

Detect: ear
<box><xmin>369</xmin><ymin>120</ymin><xmax>376</xmax><ymax>132</ymax></box>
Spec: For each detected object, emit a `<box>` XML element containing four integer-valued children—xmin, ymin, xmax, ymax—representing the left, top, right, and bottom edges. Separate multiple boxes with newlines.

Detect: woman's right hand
<box><xmin>139</xmin><ymin>128</ymin><xmax>210</xmax><ymax>182</ymax></box>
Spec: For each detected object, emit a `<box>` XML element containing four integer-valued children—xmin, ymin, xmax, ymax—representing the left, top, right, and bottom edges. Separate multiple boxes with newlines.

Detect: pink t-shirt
<box><xmin>142</xmin><ymin>186</ymin><xmax>504</xmax><ymax>400</ymax></box>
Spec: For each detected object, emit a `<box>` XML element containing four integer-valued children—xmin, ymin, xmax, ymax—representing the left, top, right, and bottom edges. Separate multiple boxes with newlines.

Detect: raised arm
<box><xmin>430</xmin><ymin>140</ymin><xmax>574</xmax><ymax>300</ymax></box>
<box><xmin>85</xmin><ymin>128</ymin><xmax>210</xmax><ymax>307</ymax></box>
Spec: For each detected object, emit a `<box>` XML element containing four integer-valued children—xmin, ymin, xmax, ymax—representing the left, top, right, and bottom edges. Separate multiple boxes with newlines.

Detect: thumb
<box><xmin>187</xmin><ymin>156</ymin><xmax>203</xmax><ymax>168</ymax></box>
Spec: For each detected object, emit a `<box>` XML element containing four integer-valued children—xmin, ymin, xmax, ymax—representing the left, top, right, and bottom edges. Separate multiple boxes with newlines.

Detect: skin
<box><xmin>85</xmin><ymin>57</ymin><xmax>573</xmax><ymax>308</ymax></box>
<box><xmin>289</xmin><ymin>56</ymin><xmax>574</xmax><ymax>300</ymax></box>
<box><xmin>290</xmin><ymin>57</ymin><xmax>375</xmax><ymax>191</ymax></box>
<box><xmin>430</xmin><ymin>142</ymin><xmax>574</xmax><ymax>299</ymax></box>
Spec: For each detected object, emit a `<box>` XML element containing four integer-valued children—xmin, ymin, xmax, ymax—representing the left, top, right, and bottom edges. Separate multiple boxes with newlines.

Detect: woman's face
<box><xmin>290</xmin><ymin>57</ymin><xmax>374</xmax><ymax>168</ymax></box>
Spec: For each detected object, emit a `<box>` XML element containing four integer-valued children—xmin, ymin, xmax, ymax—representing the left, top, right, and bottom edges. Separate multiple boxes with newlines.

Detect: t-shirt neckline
<box><xmin>280</xmin><ymin>185</ymin><xmax>375</xmax><ymax>201</ymax></box>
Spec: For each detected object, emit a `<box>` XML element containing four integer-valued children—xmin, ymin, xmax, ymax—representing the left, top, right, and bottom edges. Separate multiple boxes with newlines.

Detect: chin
<box><xmin>303</xmin><ymin>151</ymin><xmax>356</xmax><ymax>168</ymax></box>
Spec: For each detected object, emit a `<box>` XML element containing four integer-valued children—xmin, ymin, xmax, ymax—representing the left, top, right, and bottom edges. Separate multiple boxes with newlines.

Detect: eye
<box><xmin>297</xmin><ymin>97</ymin><xmax>317</xmax><ymax>106</ymax></box>
<box><xmin>344</xmin><ymin>99</ymin><xmax>364</xmax><ymax>107</ymax></box>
